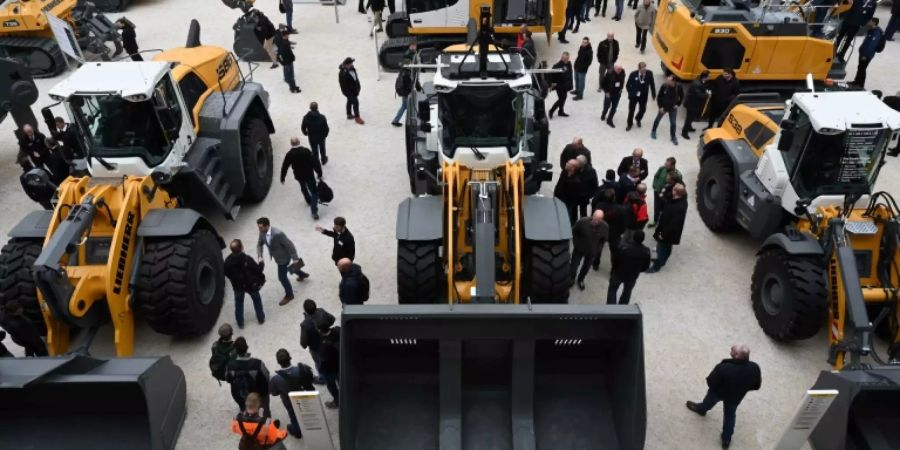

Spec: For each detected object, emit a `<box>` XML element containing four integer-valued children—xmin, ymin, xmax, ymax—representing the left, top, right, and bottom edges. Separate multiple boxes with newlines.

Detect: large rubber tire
<box><xmin>0</xmin><ymin>239</ymin><xmax>45</xmax><ymax>333</ymax></box>
<box><xmin>397</xmin><ymin>240</ymin><xmax>443</xmax><ymax>304</ymax></box>
<box><xmin>751</xmin><ymin>249</ymin><xmax>828</xmax><ymax>340</ymax></box>
<box><xmin>525</xmin><ymin>241</ymin><xmax>572</xmax><ymax>304</ymax></box>
<box><xmin>696</xmin><ymin>153</ymin><xmax>738</xmax><ymax>232</ymax></box>
<box><xmin>135</xmin><ymin>229</ymin><xmax>224</xmax><ymax>336</ymax></box>
<box><xmin>240</xmin><ymin>117</ymin><xmax>274</xmax><ymax>203</ymax></box>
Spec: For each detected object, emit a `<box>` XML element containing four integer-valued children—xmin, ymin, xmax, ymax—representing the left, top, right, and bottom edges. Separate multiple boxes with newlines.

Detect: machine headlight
<box><xmin>124</xmin><ymin>94</ymin><xmax>148</xmax><ymax>102</ymax></box>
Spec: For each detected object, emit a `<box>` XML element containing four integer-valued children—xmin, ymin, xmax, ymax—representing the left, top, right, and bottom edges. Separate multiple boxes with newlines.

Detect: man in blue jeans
<box><xmin>646</xmin><ymin>183</ymin><xmax>687</xmax><ymax>273</ymax></box>
<box><xmin>280</xmin><ymin>137</ymin><xmax>322</xmax><ymax>220</ymax></box>
<box><xmin>225</xmin><ymin>239</ymin><xmax>266</xmax><ymax>328</ymax></box>
<box><xmin>650</xmin><ymin>75</ymin><xmax>684</xmax><ymax>145</ymax></box>
<box><xmin>257</xmin><ymin>217</ymin><xmax>308</xmax><ymax>306</ymax></box>
<box><xmin>686</xmin><ymin>345</ymin><xmax>761</xmax><ymax>448</ymax></box>
<box><xmin>317</xmin><ymin>321</ymin><xmax>341</xmax><ymax>409</ymax></box>
<box><xmin>571</xmin><ymin>37</ymin><xmax>593</xmax><ymax>101</ymax></box>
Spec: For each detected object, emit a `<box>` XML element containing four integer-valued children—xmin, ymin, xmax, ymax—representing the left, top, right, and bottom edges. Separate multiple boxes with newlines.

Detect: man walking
<box><xmin>596</xmin><ymin>33</ymin><xmax>620</xmax><ymax>91</ymax></box>
<box><xmin>269</xmin><ymin>349</ymin><xmax>314</xmax><ymax>439</ymax></box>
<box><xmin>316</xmin><ymin>216</ymin><xmax>356</xmax><ymax>264</ymax></box>
<box><xmin>301</xmin><ymin>102</ymin><xmax>330</xmax><ymax>165</ymax></box>
<box><xmin>555</xmin><ymin>159</ymin><xmax>584</xmax><ymax>224</ymax></box>
<box><xmin>367</xmin><ymin>0</ymin><xmax>386</xmax><ymax>36</ymax></box>
<box><xmin>886</xmin><ymin>0</ymin><xmax>899</xmax><ymax>41</ymax></box>
<box><xmin>338</xmin><ymin>258</ymin><xmax>369</xmax><ymax>305</ymax></box>
<box><xmin>686</xmin><ymin>345</ymin><xmax>762</xmax><ymax>449</ymax></box>
<box><xmin>392</xmin><ymin>60</ymin><xmax>420</xmax><ymax>126</ymax></box>
<box><xmin>257</xmin><ymin>217</ymin><xmax>307</xmax><ymax>305</ymax></box>
<box><xmin>549</xmin><ymin>52</ymin><xmax>573</xmax><ymax>118</ymax></box>
<box><xmin>224</xmin><ymin>239</ymin><xmax>266</xmax><ymax>328</ymax></box>
<box><xmin>651</xmin><ymin>75</ymin><xmax>685</xmax><ymax>145</ymax></box>
<box><xmin>681</xmin><ymin>70</ymin><xmax>709</xmax><ymax>140</ymax></box>
<box><xmin>591</xmin><ymin>188</ymin><xmax>627</xmax><ymax>268</ymax></box>
<box><xmin>275</xmin><ymin>27</ymin><xmax>301</xmax><ymax>93</ymax></box>
<box><xmin>570</xmin><ymin>210</ymin><xmax>608</xmax><ymax>290</ymax></box>
<box><xmin>834</xmin><ymin>0</ymin><xmax>877</xmax><ymax>61</ymax></box>
<box><xmin>300</xmin><ymin>299</ymin><xmax>335</xmax><ymax>382</ymax></box>
<box><xmin>707</xmin><ymin>69</ymin><xmax>739</xmax><ymax>129</ymax></box>
<box><xmin>607</xmin><ymin>231</ymin><xmax>651</xmax><ymax>304</ymax></box>
<box><xmin>225</xmin><ymin>337</ymin><xmax>270</xmax><ymax>413</ymax></box>
<box><xmin>650</xmin><ymin>157</ymin><xmax>681</xmax><ymax>225</ymax></box>
<box><xmin>625</xmin><ymin>62</ymin><xmax>656</xmax><ymax>131</ymax></box>
<box><xmin>616</xmin><ymin>147</ymin><xmax>649</xmax><ymax>181</ymax></box>
<box><xmin>280</xmin><ymin>138</ymin><xmax>323</xmax><ymax>220</ymax></box>
<box><xmin>634</xmin><ymin>0</ymin><xmax>655</xmax><ymax>53</ymax></box>
<box><xmin>280</xmin><ymin>0</ymin><xmax>296</xmax><ymax>33</ymax></box>
<box><xmin>339</xmin><ymin>57</ymin><xmax>364</xmax><ymax>124</ymax></box>
<box><xmin>647</xmin><ymin>183</ymin><xmax>687</xmax><ymax>273</ymax></box>
<box><xmin>116</xmin><ymin>18</ymin><xmax>142</xmax><ymax>61</ymax></box>
<box><xmin>853</xmin><ymin>18</ymin><xmax>885</xmax><ymax>88</ymax></box>
<box><xmin>318</xmin><ymin>320</ymin><xmax>341</xmax><ymax>409</ymax></box>
<box><xmin>521</xmin><ymin>30</ymin><xmax>537</xmax><ymax>68</ymax></box>
<box><xmin>572</xmin><ymin>38</ymin><xmax>593</xmax><ymax>101</ymax></box>
<box><xmin>601</xmin><ymin>64</ymin><xmax>626</xmax><ymax>127</ymax></box>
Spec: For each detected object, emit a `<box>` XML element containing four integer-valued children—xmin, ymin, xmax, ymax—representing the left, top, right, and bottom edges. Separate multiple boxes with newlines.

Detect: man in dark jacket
<box><xmin>269</xmin><ymin>349</ymin><xmax>314</xmax><ymax>438</ymax></box>
<box><xmin>51</xmin><ymin>116</ymin><xmax>84</xmax><ymax>160</ymax></box>
<box><xmin>275</xmin><ymin>27</ymin><xmax>301</xmax><ymax>93</ymax></box>
<box><xmin>591</xmin><ymin>188</ymin><xmax>627</xmax><ymax>268</ymax></box>
<box><xmin>625</xmin><ymin>62</ymin><xmax>656</xmax><ymax>131</ymax></box>
<box><xmin>686</xmin><ymin>345</ymin><xmax>762</xmax><ymax>448</ymax></box>
<box><xmin>555</xmin><ymin>159</ymin><xmax>584</xmax><ymax>224</ymax></box>
<box><xmin>549</xmin><ymin>52</ymin><xmax>573</xmax><ymax>118</ymax></box>
<box><xmin>576</xmin><ymin>155</ymin><xmax>598</xmax><ymax>218</ymax></box>
<box><xmin>853</xmin><ymin>18</ymin><xmax>884</xmax><ymax>88</ymax></box>
<box><xmin>651</xmin><ymin>75</ymin><xmax>685</xmax><ymax>145</ymax></box>
<box><xmin>596</xmin><ymin>33</ymin><xmax>620</xmax><ymax>90</ymax></box>
<box><xmin>316</xmin><ymin>216</ymin><xmax>356</xmax><ymax>263</ymax></box>
<box><xmin>0</xmin><ymin>300</ymin><xmax>47</xmax><ymax>357</ymax></box>
<box><xmin>116</xmin><ymin>18</ymin><xmax>141</xmax><ymax>61</ymax></box>
<box><xmin>681</xmin><ymin>70</ymin><xmax>710</xmax><ymax>140</ymax></box>
<box><xmin>570</xmin><ymin>210</ymin><xmax>608</xmax><ymax>290</ymax></box>
<box><xmin>607</xmin><ymin>231</ymin><xmax>651</xmax><ymax>304</ymax></box>
<box><xmin>339</xmin><ymin>57</ymin><xmax>364</xmax><ymax>124</ymax></box>
<box><xmin>280</xmin><ymin>0</ymin><xmax>296</xmax><ymax>33</ymax></box>
<box><xmin>707</xmin><ymin>69</ymin><xmax>739</xmax><ymax>129</ymax></box>
<box><xmin>617</xmin><ymin>166</ymin><xmax>640</xmax><ymax>203</ymax></box>
<box><xmin>224</xmin><ymin>239</ymin><xmax>266</xmax><ymax>328</ymax></box>
<box><xmin>886</xmin><ymin>0</ymin><xmax>900</xmax><ymax>41</ymax></box>
<box><xmin>225</xmin><ymin>337</ymin><xmax>271</xmax><ymax>413</ymax></box>
<box><xmin>252</xmin><ymin>10</ymin><xmax>278</xmax><ymax>67</ymax></box>
<box><xmin>317</xmin><ymin>321</ymin><xmax>341</xmax><ymax>409</ymax></box>
<box><xmin>338</xmin><ymin>258</ymin><xmax>368</xmax><ymax>305</ymax></box>
<box><xmin>601</xmin><ymin>64</ymin><xmax>626</xmax><ymax>127</ymax></box>
<box><xmin>647</xmin><ymin>183</ymin><xmax>687</xmax><ymax>273</ymax></box>
<box><xmin>521</xmin><ymin>31</ymin><xmax>537</xmax><ymax>68</ymax></box>
<box><xmin>616</xmin><ymin>147</ymin><xmax>649</xmax><ymax>181</ymax></box>
<box><xmin>835</xmin><ymin>0</ymin><xmax>877</xmax><ymax>61</ymax></box>
<box><xmin>300</xmin><ymin>299</ymin><xmax>335</xmax><ymax>380</ymax></box>
<box><xmin>280</xmin><ymin>138</ymin><xmax>323</xmax><ymax>219</ymax></box>
<box><xmin>572</xmin><ymin>38</ymin><xmax>593</xmax><ymax>100</ymax></box>
<box><xmin>301</xmin><ymin>102</ymin><xmax>330</xmax><ymax>164</ymax></box>
<box><xmin>559</xmin><ymin>137</ymin><xmax>592</xmax><ymax>169</ymax></box>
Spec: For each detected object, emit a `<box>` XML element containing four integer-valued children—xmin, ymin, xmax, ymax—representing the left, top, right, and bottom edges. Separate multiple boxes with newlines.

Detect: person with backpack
<box><xmin>300</xmin><ymin>299</ymin><xmax>335</xmax><ymax>382</ymax></box>
<box><xmin>853</xmin><ymin>18</ymin><xmax>885</xmax><ymax>89</ymax></box>
<box><xmin>317</xmin><ymin>320</ymin><xmax>341</xmax><ymax>409</ymax></box>
<box><xmin>391</xmin><ymin>59</ymin><xmax>422</xmax><ymax>127</ymax></box>
<box><xmin>225</xmin><ymin>239</ymin><xmax>267</xmax><ymax>329</ymax></box>
<box><xmin>337</xmin><ymin>258</ymin><xmax>370</xmax><ymax>305</ymax></box>
<box><xmin>210</xmin><ymin>324</ymin><xmax>238</xmax><ymax>384</ymax></box>
<box><xmin>269</xmin><ymin>349</ymin><xmax>314</xmax><ymax>439</ymax></box>
<box><xmin>280</xmin><ymin>138</ymin><xmax>323</xmax><ymax>220</ymax></box>
<box><xmin>231</xmin><ymin>393</ymin><xmax>288</xmax><ymax>450</ymax></box>
<box><xmin>226</xmin><ymin>337</ymin><xmax>271</xmax><ymax>414</ymax></box>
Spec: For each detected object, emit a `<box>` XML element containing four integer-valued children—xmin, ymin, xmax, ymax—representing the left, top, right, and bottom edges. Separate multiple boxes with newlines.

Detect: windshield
<box><xmin>69</xmin><ymin>76</ymin><xmax>183</xmax><ymax>168</ymax></box>
<box><xmin>438</xmin><ymin>85</ymin><xmax>521</xmax><ymax>157</ymax></box>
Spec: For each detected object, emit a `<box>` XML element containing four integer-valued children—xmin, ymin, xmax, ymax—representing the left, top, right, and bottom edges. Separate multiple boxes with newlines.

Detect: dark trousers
<box><xmin>321</xmin><ymin>371</ymin><xmax>340</xmax><ymax>403</ymax></box>
<box><xmin>602</xmin><ymin>93</ymin><xmax>622</xmax><ymax>122</ymax></box>
<box><xmin>345</xmin><ymin>95</ymin><xmax>360</xmax><ymax>118</ymax></box>
<box><xmin>607</xmin><ymin>272</ymin><xmax>637</xmax><ymax>304</ymax></box>
<box><xmin>696</xmin><ymin>389</ymin><xmax>739</xmax><ymax>443</ymax></box>
<box><xmin>564</xmin><ymin>201</ymin><xmax>578</xmax><ymax>225</ymax></box>
<box><xmin>682</xmin><ymin>108</ymin><xmax>699</xmax><ymax>134</ymax></box>
<box><xmin>594</xmin><ymin>0</ymin><xmax>607</xmax><ymax>15</ymax></box>
<box><xmin>652</xmin><ymin>108</ymin><xmax>678</xmax><ymax>140</ymax></box>
<box><xmin>387</xmin><ymin>0</ymin><xmax>396</xmax><ymax>13</ymax></box>
<box><xmin>593</xmin><ymin>234</ymin><xmax>620</xmax><ymax>269</ymax></box>
<box><xmin>277</xmin><ymin>263</ymin><xmax>294</xmax><ymax>298</ymax></box>
<box><xmin>835</xmin><ymin>24</ymin><xmax>860</xmax><ymax>60</ymax></box>
<box><xmin>282</xmin><ymin>63</ymin><xmax>298</xmax><ymax>90</ymax></box>
<box><xmin>570</xmin><ymin>247</ymin><xmax>598</xmax><ymax>283</ymax></box>
<box><xmin>853</xmin><ymin>54</ymin><xmax>871</xmax><ymax>88</ymax></box>
<box><xmin>130</xmin><ymin>53</ymin><xmax>144</xmax><ymax>62</ymax></box>
<box><xmin>626</xmin><ymin>97</ymin><xmax>648</xmax><ymax>127</ymax></box>
<box><xmin>309</xmin><ymin>138</ymin><xmax>327</xmax><ymax>162</ymax></box>
<box><xmin>887</xmin><ymin>13</ymin><xmax>900</xmax><ymax>40</ymax></box>
<box><xmin>358</xmin><ymin>0</ymin><xmax>365</xmax><ymax>13</ymax></box>
<box><xmin>650</xmin><ymin>241</ymin><xmax>673</xmax><ymax>270</ymax></box>
<box><xmin>635</xmin><ymin>26</ymin><xmax>649</xmax><ymax>51</ymax></box>
<box><xmin>234</xmin><ymin>289</ymin><xmax>265</xmax><ymax>327</ymax></box>
<box><xmin>614</xmin><ymin>0</ymin><xmax>624</xmax><ymax>18</ymax></box>
<box><xmin>653</xmin><ymin>190</ymin><xmax>664</xmax><ymax>223</ymax></box>
<box><xmin>298</xmin><ymin>179</ymin><xmax>319</xmax><ymax>215</ymax></box>
<box><xmin>280</xmin><ymin>394</ymin><xmax>302</xmax><ymax>437</ymax></box>
<box><xmin>549</xmin><ymin>88</ymin><xmax>568</xmax><ymax>115</ymax></box>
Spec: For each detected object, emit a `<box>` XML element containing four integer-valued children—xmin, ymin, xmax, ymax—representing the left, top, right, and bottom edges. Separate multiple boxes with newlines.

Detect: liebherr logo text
<box><xmin>42</xmin><ymin>0</ymin><xmax>65</xmax><ymax>11</ymax></box>
<box><xmin>112</xmin><ymin>211</ymin><xmax>136</xmax><ymax>295</ymax></box>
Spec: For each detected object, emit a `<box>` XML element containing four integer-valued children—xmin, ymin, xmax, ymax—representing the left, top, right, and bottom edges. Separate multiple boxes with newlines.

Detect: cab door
<box><xmin>408</xmin><ymin>0</ymin><xmax>448</xmax><ymax>30</ymax></box>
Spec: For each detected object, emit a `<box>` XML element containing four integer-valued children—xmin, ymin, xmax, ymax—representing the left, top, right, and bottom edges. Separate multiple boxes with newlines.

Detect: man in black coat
<box><xmin>607</xmin><ymin>231</ymin><xmax>651</xmax><ymax>304</ymax></box>
<box><xmin>116</xmin><ymin>18</ymin><xmax>142</xmax><ymax>61</ymax></box>
<box><xmin>647</xmin><ymin>183</ymin><xmax>687</xmax><ymax>273</ymax></box>
<box><xmin>601</xmin><ymin>64</ymin><xmax>626</xmax><ymax>127</ymax></box>
<box><xmin>681</xmin><ymin>70</ymin><xmax>710</xmax><ymax>140</ymax></box>
<box><xmin>559</xmin><ymin>137</ymin><xmax>592</xmax><ymax>169</ymax></box>
<box><xmin>572</xmin><ymin>38</ymin><xmax>593</xmax><ymax>100</ymax></box>
<box><xmin>707</xmin><ymin>69</ymin><xmax>739</xmax><ymax>129</ymax></box>
<box><xmin>591</xmin><ymin>188</ymin><xmax>627</xmax><ymax>268</ymax></box>
<box><xmin>52</xmin><ymin>116</ymin><xmax>84</xmax><ymax>160</ymax></box>
<box><xmin>338</xmin><ymin>258</ymin><xmax>368</xmax><ymax>305</ymax></box>
<box><xmin>686</xmin><ymin>345</ymin><xmax>761</xmax><ymax>448</ymax></box>
<box><xmin>275</xmin><ymin>28</ymin><xmax>301</xmax><ymax>93</ymax></box>
<box><xmin>834</xmin><ymin>0</ymin><xmax>877</xmax><ymax>60</ymax></box>
<box><xmin>570</xmin><ymin>210</ymin><xmax>608</xmax><ymax>290</ymax></box>
<box><xmin>317</xmin><ymin>322</ymin><xmax>341</xmax><ymax>409</ymax></box>
<box><xmin>616</xmin><ymin>147</ymin><xmax>649</xmax><ymax>181</ymax></box>
<box><xmin>301</xmin><ymin>102</ymin><xmax>330</xmax><ymax>164</ymax></box>
<box><xmin>300</xmin><ymin>299</ymin><xmax>335</xmax><ymax>380</ymax></box>
<box><xmin>339</xmin><ymin>57</ymin><xmax>364</xmax><ymax>123</ymax></box>
<box><xmin>225</xmin><ymin>337</ymin><xmax>271</xmax><ymax>413</ymax></box>
<box><xmin>521</xmin><ymin>31</ymin><xmax>537</xmax><ymax>68</ymax></box>
<box><xmin>549</xmin><ymin>52</ymin><xmax>573</xmax><ymax>118</ymax></box>
<box><xmin>224</xmin><ymin>239</ymin><xmax>267</xmax><ymax>328</ymax></box>
<box><xmin>268</xmin><ymin>348</ymin><xmax>313</xmax><ymax>438</ymax></box>
<box><xmin>595</xmin><ymin>33</ymin><xmax>620</xmax><ymax>90</ymax></box>
<box><xmin>650</xmin><ymin>75</ymin><xmax>685</xmax><ymax>145</ymax></box>
<box><xmin>625</xmin><ymin>62</ymin><xmax>656</xmax><ymax>131</ymax></box>
<box><xmin>554</xmin><ymin>159</ymin><xmax>584</xmax><ymax>224</ymax></box>
<box><xmin>280</xmin><ymin>138</ymin><xmax>323</xmax><ymax>220</ymax></box>
<box><xmin>316</xmin><ymin>216</ymin><xmax>356</xmax><ymax>264</ymax></box>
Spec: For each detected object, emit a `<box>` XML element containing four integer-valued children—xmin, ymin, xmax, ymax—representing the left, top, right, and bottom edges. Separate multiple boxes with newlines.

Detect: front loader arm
<box><xmin>826</xmin><ymin>219</ymin><xmax>874</xmax><ymax>369</ymax></box>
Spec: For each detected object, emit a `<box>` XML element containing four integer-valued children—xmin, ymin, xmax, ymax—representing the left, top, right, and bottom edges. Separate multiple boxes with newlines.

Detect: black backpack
<box><xmin>209</xmin><ymin>341</ymin><xmax>236</xmax><ymax>381</ymax></box>
<box><xmin>231</xmin><ymin>361</ymin><xmax>264</xmax><ymax>401</ymax></box>
<box><xmin>318</xmin><ymin>180</ymin><xmax>334</xmax><ymax>203</ymax></box>
<box><xmin>395</xmin><ymin>69</ymin><xmax>413</xmax><ymax>97</ymax></box>
<box><xmin>359</xmin><ymin>273</ymin><xmax>370</xmax><ymax>303</ymax></box>
<box><xmin>279</xmin><ymin>363</ymin><xmax>315</xmax><ymax>391</ymax></box>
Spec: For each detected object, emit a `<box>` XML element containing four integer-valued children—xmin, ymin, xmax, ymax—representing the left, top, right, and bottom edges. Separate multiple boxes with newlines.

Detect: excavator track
<box><xmin>79</xmin><ymin>0</ymin><xmax>132</xmax><ymax>12</ymax></box>
<box><xmin>0</xmin><ymin>37</ymin><xmax>66</xmax><ymax>79</ymax></box>
<box><xmin>379</xmin><ymin>35</ymin><xmax>466</xmax><ymax>71</ymax></box>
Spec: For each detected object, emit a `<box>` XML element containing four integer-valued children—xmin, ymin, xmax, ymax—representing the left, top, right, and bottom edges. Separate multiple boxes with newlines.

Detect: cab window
<box><xmin>178</xmin><ymin>72</ymin><xmax>208</xmax><ymax>125</ymax></box>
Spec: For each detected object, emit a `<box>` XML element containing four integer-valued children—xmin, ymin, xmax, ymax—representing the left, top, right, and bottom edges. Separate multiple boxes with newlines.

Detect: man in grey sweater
<box><xmin>570</xmin><ymin>210</ymin><xmax>609</xmax><ymax>290</ymax></box>
<box><xmin>257</xmin><ymin>217</ymin><xmax>307</xmax><ymax>305</ymax></box>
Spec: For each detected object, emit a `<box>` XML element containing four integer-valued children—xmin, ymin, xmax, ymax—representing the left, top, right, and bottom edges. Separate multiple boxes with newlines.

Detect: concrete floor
<box><xmin>1</xmin><ymin>0</ymin><xmax>900</xmax><ymax>449</ymax></box>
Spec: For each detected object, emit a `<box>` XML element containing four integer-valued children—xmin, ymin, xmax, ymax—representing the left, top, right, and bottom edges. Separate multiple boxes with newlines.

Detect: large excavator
<box><xmin>695</xmin><ymin>84</ymin><xmax>900</xmax><ymax>448</ymax></box>
<box><xmin>0</xmin><ymin>0</ymin><xmax>123</xmax><ymax>78</ymax></box>
<box><xmin>339</xmin><ymin>10</ymin><xmax>648</xmax><ymax>450</ymax></box>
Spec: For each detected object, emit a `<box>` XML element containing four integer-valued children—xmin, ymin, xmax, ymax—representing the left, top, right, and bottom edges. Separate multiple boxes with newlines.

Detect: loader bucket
<box><xmin>232</xmin><ymin>17</ymin><xmax>273</xmax><ymax>62</ymax></box>
<box><xmin>0</xmin><ymin>355</ymin><xmax>186</xmax><ymax>450</ymax></box>
<box><xmin>809</xmin><ymin>367</ymin><xmax>900</xmax><ymax>450</ymax></box>
<box><xmin>340</xmin><ymin>304</ymin><xmax>646</xmax><ymax>450</ymax></box>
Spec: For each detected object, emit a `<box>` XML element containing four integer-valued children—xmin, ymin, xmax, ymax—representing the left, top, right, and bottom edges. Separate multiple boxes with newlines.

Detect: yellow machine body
<box><xmin>407</xmin><ymin>0</ymin><xmax>566</xmax><ymax>36</ymax></box>
<box><xmin>702</xmin><ymin>102</ymin><xmax>782</xmax><ymax>156</ymax></box>
<box><xmin>0</xmin><ymin>0</ymin><xmax>78</xmax><ymax>38</ymax></box>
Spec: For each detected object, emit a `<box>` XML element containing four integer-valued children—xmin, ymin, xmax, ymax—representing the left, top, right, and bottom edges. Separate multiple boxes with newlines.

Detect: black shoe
<box><xmin>606</xmin><ymin>120</ymin><xmax>615</xmax><ymax>128</ymax></box>
<box><xmin>570</xmin><ymin>90</ymin><xmax>578</xmax><ymax>95</ymax></box>
<box><xmin>290</xmin><ymin>87</ymin><xmax>301</xmax><ymax>93</ymax></box>
<box><xmin>636</xmin><ymin>120</ymin><xmax>641</xmax><ymax>128</ymax></box>
<box><xmin>682</xmin><ymin>131</ymin><xmax>690</xmax><ymax>140</ymax></box>
<box><xmin>559</xmin><ymin>112</ymin><xmax>570</xmax><ymax>117</ymax></box>
<box><xmin>573</xmin><ymin>96</ymin><xmax>583</xmax><ymax>101</ymax></box>
<box><xmin>313</xmin><ymin>376</ymin><xmax>325</xmax><ymax>385</ymax></box>
<box><xmin>592</xmin><ymin>265</ymin><xmax>600</xmax><ymax>271</ymax></box>
<box><xmin>391</xmin><ymin>121</ymin><xmax>402</xmax><ymax>127</ymax></box>
<box><xmin>258</xmin><ymin>318</ymin><xmax>265</xmax><ymax>325</ymax></box>
<box><xmin>687</xmin><ymin>127</ymin><xmax>697</xmax><ymax>132</ymax></box>
<box><xmin>685</xmin><ymin>401</ymin><xmax>706</xmax><ymax>416</ymax></box>
<box><xmin>322</xmin><ymin>156</ymin><xmax>328</xmax><ymax>165</ymax></box>
<box><xmin>594</xmin><ymin>13</ymin><xmax>599</xmax><ymax>16</ymax></box>
<box><xmin>721</xmin><ymin>440</ymin><xmax>730</xmax><ymax>449</ymax></box>
<box><xmin>558</xmin><ymin>38</ymin><xmax>570</xmax><ymax>43</ymax></box>
<box><xmin>626</xmin><ymin>124</ymin><xmax>633</xmax><ymax>131</ymax></box>
<box><xmin>347</xmin><ymin>115</ymin><xmax>354</xmax><ymax>119</ymax></box>
<box><xmin>577</xmin><ymin>280</ymin><xmax>585</xmax><ymax>290</ymax></box>
<box><xmin>601</xmin><ymin>12</ymin><xmax>606</xmax><ymax>17</ymax></box>
<box><xmin>601</xmin><ymin>113</ymin><xmax>606</xmax><ymax>120</ymax></box>
<box><xmin>325</xmin><ymin>401</ymin><xmax>339</xmax><ymax>409</ymax></box>
<box><xmin>312</xmin><ymin>212</ymin><xmax>320</xmax><ymax>220</ymax></box>
<box><xmin>271</xmin><ymin>63</ymin><xmax>279</xmax><ymax>69</ymax></box>
<box><xmin>549</xmin><ymin>109</ymin><xmax>555</xmax><ymax>119</ymax></box>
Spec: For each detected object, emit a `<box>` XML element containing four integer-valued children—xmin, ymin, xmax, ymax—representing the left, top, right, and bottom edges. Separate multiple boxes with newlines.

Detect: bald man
<box><xmin>280</xmin><ymin>137</ymin><xmax>323</xmax><ymax>220</ymax></box>
<box><xmin>617</xmin><ymin>147</ymin><xmax>649</xmax><ymax>181</ymax></box>
<box><xmin>686</xmin><ymin>345</ymin><xmax>761</xmax><ymax>448</ymax></box>
<box><xmin>559</xmin><ymin>137</ymin><xmax>592</xmax><ymax>169</ymax></box>
<box><xmin>337</xmin><ymin>258</ymin><xmax>369</xmax><ymax>305</ymax></box>
<box><xmin>570</xmin><ymin>209</ymin><xmax>608</xmax><ymax>290</ymax></box>
<box><xmin>647</xmin><ymin>183</ymin><xmax>687</xmax><ymax>273</ymax></box>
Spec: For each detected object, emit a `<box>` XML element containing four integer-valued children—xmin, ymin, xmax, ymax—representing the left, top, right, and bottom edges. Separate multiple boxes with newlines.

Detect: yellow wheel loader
<box><xmin>696</xmin><ymin>86</ymin><xmax>900</xmax><ymax>448</ymax></box>
<box><xmin>339</xmin><ymin>11</ymin><xmax>648</xmax><ymax>450</ymax></box>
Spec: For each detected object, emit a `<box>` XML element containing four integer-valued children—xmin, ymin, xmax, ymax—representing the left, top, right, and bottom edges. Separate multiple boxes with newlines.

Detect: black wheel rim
<box><xmin>702</xmin><ymin>177</ymin><xmax>720</xmax><ymax>211</ymax></box>
<box><xmin>761</xmin><ymin>273</ymin><xmax>785</xmax><ymax>316</ymax></box>
<box><xmin>195</xmin><ymin>259</ymin><xmax>216</xmax><ymax>306</ymax></box>
<box><xmin>254</xmin><ymin>140</ymin><xmax>269</xmax><ymax>179</ymax></box>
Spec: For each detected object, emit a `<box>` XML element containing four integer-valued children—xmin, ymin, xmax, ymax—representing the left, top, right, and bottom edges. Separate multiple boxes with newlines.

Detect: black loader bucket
<box><xmin>232</xmin><ymin>15</ymin><xmax>272</xmax><ymax>62</ymax></box>
<box><xmin>340</xmin><ymin>304</ymin><xmax>646</xmax><ymax>450</ymax></box>
<box><xmin>809</xmin><ymin>366</ymin><xmax>900</xmax><ymax>450</ymax></box>
<box><xmin>0</xmin><ymin>356</ymin><xmax>186</xmax><ymax>450</ymax></box>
